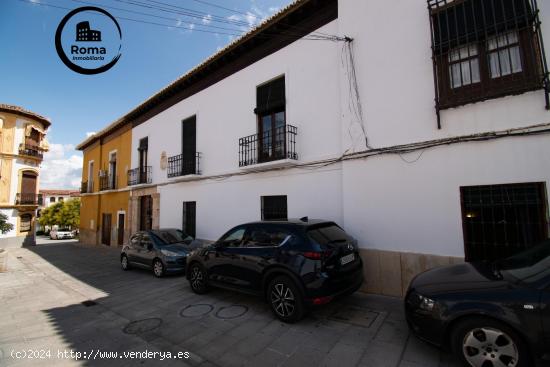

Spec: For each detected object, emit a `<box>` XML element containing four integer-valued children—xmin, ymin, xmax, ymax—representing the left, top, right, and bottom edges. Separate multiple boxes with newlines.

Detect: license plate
<box><xmin>340</xmin><ymin>253</ymin><xmax>355</xmax><ymax>265</ymax></box>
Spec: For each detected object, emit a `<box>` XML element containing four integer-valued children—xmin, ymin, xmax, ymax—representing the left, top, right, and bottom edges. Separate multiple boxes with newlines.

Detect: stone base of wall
<box><xmin>0</xmin><ymin>233</ymin><xmax>35</xmax><ymax>249</ymax></box>
<box><xmin>79</xmin><ymin>229</ymin><xmax>98</xmax><ymax>246</ymax></box>
<box><xmin>358</xmin><ymin>248</ymin><xmax>463</xmax><ymax>297</ymax></box>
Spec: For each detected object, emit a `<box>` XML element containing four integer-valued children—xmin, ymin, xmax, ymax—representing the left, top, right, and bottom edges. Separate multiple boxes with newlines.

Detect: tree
<box><xmin>39</xmin><ymin>199</ymin><xmax>80</xmax><ymax>230</ymax></box>
<box><xmin>0</xmin><ymin>212</ymin><xmax>14</xmax><ymax>234</ymax></box>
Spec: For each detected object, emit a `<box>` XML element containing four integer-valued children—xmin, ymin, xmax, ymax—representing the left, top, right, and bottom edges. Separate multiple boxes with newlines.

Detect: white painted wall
<box><xmin>131</xmin><ymin>1</ymin><xmax>550</xmax><ymax>257</ymax></box>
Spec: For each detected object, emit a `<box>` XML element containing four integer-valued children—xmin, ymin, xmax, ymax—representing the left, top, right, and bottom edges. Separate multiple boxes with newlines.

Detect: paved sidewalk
<box><xmin>0</xmin><ymin>239</ymin><xmax>460</xmax><ymax>367</ymax></box>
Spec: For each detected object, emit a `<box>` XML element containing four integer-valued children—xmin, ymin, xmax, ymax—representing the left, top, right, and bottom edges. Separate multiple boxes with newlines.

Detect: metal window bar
<box><xmin>460</xmin><ymin>182</ymin><xmax>548</xmax><ymax>262</ymax></box>
<box><xmin>99</xmin><ymin>173</ymin><xmax>117</xmax><ymax>191</ymax></box>
<box><xmin>127</xmin><ymin>166</ymin><xmax>152</xmax><ymax>186</ymax></box>
<box><xmin>167</xmin><ymin>152</ymin><xmax>201</xmax><ymax>178</ymax></box>
<box><xmin>239</xmin><ymin>124</ymin><xmax>298</xmax><ymax>167</ymax></box>
<box><xmin>261</xmin><ymin>196</ymin><xmax>288</xmax><ymax>221</ymax></box>
<box><xmin>427</xmin><ymin>0</ymin><xmax>549</xmax><ymax>129</ymax></box>
<box><xmin>15</xmin><ymin>193</ymin><xmax>42</xmax><ymax>205</ymax></box>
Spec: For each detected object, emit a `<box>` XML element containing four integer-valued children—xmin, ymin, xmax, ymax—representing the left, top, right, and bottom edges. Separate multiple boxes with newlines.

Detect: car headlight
<box><xmin>161</xmin><ymin>249</ymin><xmax>184</xmax><ymax>257</ymax></box>
<box><xmin>417</xmin><ymin>294</ymin><xmax>436</xmax><ymax>311</ymax></box>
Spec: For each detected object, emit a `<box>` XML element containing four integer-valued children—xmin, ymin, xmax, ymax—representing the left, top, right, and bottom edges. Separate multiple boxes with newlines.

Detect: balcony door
<box><xmin>181</xmin><ymin>116</ymin><xmax>196</xmax><ymax>175</ymax></box>
<box><xmin>21</xmin><ymin>172</ymin><xmax>37</xmax><ymax>204</ymax></box>
<box><xmin>138</xmin><ymin>137</ymin><xmax>148</xmax><ymax>184</ymax></box>
<box><xmin>258</xmin><ymin>111</ymin><xmax>285</xmax><ymax>163</ymax></box>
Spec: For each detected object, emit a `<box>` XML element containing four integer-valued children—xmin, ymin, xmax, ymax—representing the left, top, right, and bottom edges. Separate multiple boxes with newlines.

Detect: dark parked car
<box><xmin>121</xmin><ymin>229</ymin><xmax>201</xmax><ymax>277</ymax></box>
<box><xmin>185</xmin><ymin>219</ymin><xmax>363</xmax><ymax>323</ymax></box>
<box><xmin>405</xmin><ymin>240</ymin><xmax>550</xmax><ymax>367</ymax></box>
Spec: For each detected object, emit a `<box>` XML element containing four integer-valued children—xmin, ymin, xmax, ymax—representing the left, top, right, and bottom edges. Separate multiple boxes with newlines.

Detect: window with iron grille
<box><xmin>428</xmin><ymin>0</ymin><xmax>549</xmax><ymax>127</ymax></box>
<box><xmin>261</xmin><ymin>195</ymin><xmax>287</xmax><ymax>221</ymax></box>
<box><xmin>20</xmin><ymin>214</ymin><xmax>32</xmax><ymax>232</ymax></box>
<box><xmin>460</xmin><ymin>182</ymin><xmax>548</xmax><ymax>262</ymax></box>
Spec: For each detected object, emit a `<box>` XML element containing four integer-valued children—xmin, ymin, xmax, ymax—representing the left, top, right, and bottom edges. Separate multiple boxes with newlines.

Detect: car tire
<box><xmin>121</xmin><ymin>254</ymin><xmax>131</xmax><ymax>271</ymax></box>
<box><xmin>153</xmin><ymin>259</ymin><xmax>165</xmax><ymax>278</ymax></box>
<box><xmin>268</xmin><ymin>276</ymin><xmax>305</xmax><ymax>323</ymax></box>
<box><xmin>451</xmin><ymin>316</ymin><xmax>529</xmax><ymax>367</ymax></box>
<box><xmin>188</xmin><ymin>263</ymin><xmax>209</xmax><ymax>294</ymax></box>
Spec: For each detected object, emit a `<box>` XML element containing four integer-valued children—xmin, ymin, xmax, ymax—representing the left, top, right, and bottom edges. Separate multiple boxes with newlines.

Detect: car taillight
<box><xmin>302</xmin><ymin>250</ymin><xmax>333</xmax><ymax>260</ymax></box>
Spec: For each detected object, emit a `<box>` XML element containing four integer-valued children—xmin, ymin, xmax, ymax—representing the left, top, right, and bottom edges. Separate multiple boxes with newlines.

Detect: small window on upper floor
<box><xmin>50</xmin><ymin>197</ymin><xmax>55</xmax><ymax>203</ymax></box>
<box><xmin>428</xmin><ymin>0</ymin><xmax>547</xmax><ymax>111</ymax></box>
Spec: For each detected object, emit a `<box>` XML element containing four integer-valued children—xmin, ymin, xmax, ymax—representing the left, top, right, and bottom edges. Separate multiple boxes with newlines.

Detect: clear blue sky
<box><xmin>0</xmin><ymin>0</ymin><xmax>290</xmax><ymax>188</ymax></box>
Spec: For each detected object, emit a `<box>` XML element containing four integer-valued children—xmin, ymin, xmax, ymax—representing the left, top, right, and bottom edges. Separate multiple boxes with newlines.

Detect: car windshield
<box><xmin>307</xmin><ymin>223</ymin><xmax>348</xmax><ymax>245</ymax></box>
<box><xmin>495</xmin><ymin>239</ymin><xmax>550</xmax><ymax>284</ymax></box>
<box><xmin>152</xmin><ymin>230</ymin><xmax>193</xmax><ymax>245</ymax></box>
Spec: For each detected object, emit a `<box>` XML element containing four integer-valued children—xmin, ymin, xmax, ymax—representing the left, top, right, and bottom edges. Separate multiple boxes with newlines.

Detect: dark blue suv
<box><xmin>185</xmin><ymin>219</ymin><xmax>364</xmax><ymax>323</ymax></box>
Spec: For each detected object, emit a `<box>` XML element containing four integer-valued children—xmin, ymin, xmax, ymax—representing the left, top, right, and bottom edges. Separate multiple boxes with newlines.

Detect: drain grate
<box><xmin>81</xmin><ymin>300</ymin><xmax>98</xmax><ymax>307</ymax></box>
<box><xmin>123</xmin><ymin>318</ymin><xmax>162</xmax><ymax>335</ymax></box>
<box><xmin>328</xmin><ymin>305</ymin><xmax>380</xmax><ymax>328</ymax></box>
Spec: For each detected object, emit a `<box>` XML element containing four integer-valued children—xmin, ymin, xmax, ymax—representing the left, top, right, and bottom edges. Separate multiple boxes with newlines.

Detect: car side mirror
<box><xmin>214</xmin><ymin>241</ymin><xmax>226</xmax><ymax>250</ymax></box>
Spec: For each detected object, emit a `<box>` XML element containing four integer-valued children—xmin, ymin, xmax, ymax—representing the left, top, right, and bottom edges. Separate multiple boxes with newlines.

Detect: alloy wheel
<box><xmin>121</xmin><ymin>256</ymin><xmax>128</xmax><ymax>270</ymax></box>
<box><xmin>462</xmin><ymin>327</ymin><xmax>518</xmax><ymax>367</ymax></box>
<box><xmin>153</xmin><ymin>261</ymin><xmax>164</xmax><ymax>277</ymax></box>
<box><xmin>190</xmin><ymin>266</ymin><xmax>204</xmax><ymax>290</ymax></box>
<box><xmin>270</xmin><ymin>283</ymin><xmax>295</xmax><ymax>318</ymax></box>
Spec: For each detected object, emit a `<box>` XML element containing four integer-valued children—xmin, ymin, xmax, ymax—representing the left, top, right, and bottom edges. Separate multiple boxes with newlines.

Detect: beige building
<box><xmin>0</xmin><ymin>104</ymin><xmax>50</xmax><ymax>248</ymax></box>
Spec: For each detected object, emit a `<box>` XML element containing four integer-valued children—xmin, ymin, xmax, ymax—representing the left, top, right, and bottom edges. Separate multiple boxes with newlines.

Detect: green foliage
<box><xmin>0</xmin><ymin>212</ymin><xmax>14</xmax><ymax>234</ymax></box>
<box><xmin>39</xmin><ymin>199</ymin><xmax>80</xmax><ymax>229</ymax></box>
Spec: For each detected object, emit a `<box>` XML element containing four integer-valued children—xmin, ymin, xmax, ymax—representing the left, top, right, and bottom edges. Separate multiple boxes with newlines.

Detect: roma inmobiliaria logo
<box><xmin>55</xmin><ymin>6</ymin><xmax>122</xmax><ymax>75</ymax></box>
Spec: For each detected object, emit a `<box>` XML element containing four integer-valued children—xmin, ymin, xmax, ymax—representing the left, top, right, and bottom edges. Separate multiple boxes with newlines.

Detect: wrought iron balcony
<box><xmin>167</xmin><ymin>153</ymin><xmax>201</xmax><ymax>178</ymax></box>
<box><xmin>128</xmin><ymin>166</ymin><xmax>152</xmax><ymax>186</ymax></box>
<box><xmin>81</xmin><ymin>180</ymin><xmax>93</xmax><ymax>193</ymax></box>
<box><xmin>99</xmin><ymin>174</ymin><xmax>117</xmax><ymax>191</ymax></box>
<box><xmin>18</xmin><ymin>143</ymin><xmax>43</xmax><ymax>159</ymax></box>
<box><xmin>239</xmin><ymin>124</ymin><xmax>297</xmax><ymax>167</ymax></box>
<box><xmin>15</xmin><ymin>193</ymin><xmax>43</xmax><ymax>205</ymax></box>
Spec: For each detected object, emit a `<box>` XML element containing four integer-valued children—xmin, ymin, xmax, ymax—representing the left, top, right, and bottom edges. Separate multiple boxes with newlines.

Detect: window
<box><xmin>108</xmin><ymin>152</ymin><xmax>117</xmax><ymax>189</ymax></box>
<box><xmin>141</xmin><ymin>234</ymin><xmax>153</xmax><ymax>249</ymax></box>
<box><xmin>261</xmin><ymin>195</ymin><xmax>287</xmax><ymax>221</ymax></box>
<box><xmin>130</xmin><ymin>234</ymin><xmax>141</xmax><ymax>247</ymax></box>
<box><xmin>219</xmin><ymin>227</ymin><xmax>246</xmax><ymax>247</ymax></box>
<box><xmin>448</xmin><ymin>44</ymin><xmax>480</xmax><ymax>89</ymax></box>
<box><xmin>58</xmin><ymin>197</ymin><xmax>64</xmax><ymax>202</ymax></box>
<box><xmin>460</xmin><ymin>183</ymin><xmax>548</xmax><ymax>262</ymax></box>
<box><xmin>428</xmin><ymin>0</ymin><xmax>547</xmax><ymax>115</ymax></box>
<box><xmin>20</xmin><ymin>214</ymin><xmax>32</xmax><ymax>232</ymax></box>
<box><xmin>50</xmin><ymin>197</ymin><xmax>55</xmax><ymax>203</ymax></box>
<box><xmin>244</xmin><ymin>226</ymin><xmax>293</xmax><ymax>247</ymax></box>
<box><xmin>182</xmin><ymin>201</ymin><xmax>196</xmax><ymax>238</ymax></box>
<box><xmin>487</xmin><ymin>31</ymin><xmax>522</xmax><ymax>78</ymax></box>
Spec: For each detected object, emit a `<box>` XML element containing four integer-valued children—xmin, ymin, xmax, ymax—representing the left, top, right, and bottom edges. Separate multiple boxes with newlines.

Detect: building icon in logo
<box><xmin>76</xmin><ymin>21</ymin><xmax>101</xmax><ymax>42</ymax></box>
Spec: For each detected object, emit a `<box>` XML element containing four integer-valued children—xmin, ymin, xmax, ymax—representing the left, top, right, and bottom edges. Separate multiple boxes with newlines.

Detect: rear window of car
<box><xmin>307</xmin><ymin>223</ymin><xmax>348</xmax><ymax>245</ymax></box>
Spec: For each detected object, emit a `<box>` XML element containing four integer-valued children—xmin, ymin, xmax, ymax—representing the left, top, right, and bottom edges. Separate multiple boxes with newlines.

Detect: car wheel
<box><xmin>188</xmin><ymin>263</ymin><xmax>209</xmax><ymax>294</ymax></box>
<box><xmin>268</xmin><ymin>276</ymin><xmax>305</xmax><ymax>323</ymax></box>
<box><xmin>121</xmin><ymin>254</ymin><xmax>130</xmax><ymax>271</ymax></box>
<box><xmin>153</xmin><ymin>259</ymin><xmax>165</xmax><ymax>278</ymax></box>
<box><xmin>451</xmin><ymin>317</ymin><xmax>529</xmax><ymax>367</ymax></box>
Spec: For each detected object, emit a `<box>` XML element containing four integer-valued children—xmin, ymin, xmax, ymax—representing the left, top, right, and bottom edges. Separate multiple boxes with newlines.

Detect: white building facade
<box><xmin>0</xmin><ymin>105</ymin><xmax>50</xmax><ymax>248</ymax></box>
<box><xmin>119</xmin><ymin>0</ymin><xmax>550</xmax><ymax>296</ymax></box>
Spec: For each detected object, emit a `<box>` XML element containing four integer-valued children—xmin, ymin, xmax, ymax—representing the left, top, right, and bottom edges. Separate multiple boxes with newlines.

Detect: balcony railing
<box><xmin>239</xmin><ymin>124</ymin><xmax>297</xmax><ymax>167</ymax></box>
<box><xmin>128</xmin><ymin>166</ymin><xmax>152</xmax><ymax>186</ymax></box>
<box><xmin>15</xmin><ymin>193</ymin><xmax>43</xmax><ymax>205</ymax></box>
<box><xmin>167</xmin><ymin>153</ymin><xmax>201</xmax><ymax>178</ymax></box>
<box><xmin>81</xmin><ymin>180</ymin><xmax>93</xmax><ymax>193</ymax></box>
<box><xmin>19</xmin><ymin>144</ymin><xmax>43</xmax><ymax>159</ymax></box>
<box><xmin>99</xmin><ymin>174</ymin><xmax>117</xmax><ymax>191</ymax></box>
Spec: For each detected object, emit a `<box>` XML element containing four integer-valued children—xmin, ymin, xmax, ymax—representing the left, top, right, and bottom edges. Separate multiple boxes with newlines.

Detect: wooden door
<box><xmin>117</xmin><ymin>213</ymin><xmax>125</xmax><ymax>246</ymax></box>
<box><xmin>102</xmin><ymin>213</ymin><xmax>112</xmax><ymax>246</ymax></box>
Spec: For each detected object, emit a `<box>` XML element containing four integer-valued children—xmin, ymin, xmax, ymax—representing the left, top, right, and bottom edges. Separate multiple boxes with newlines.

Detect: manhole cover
<box><xmin>123</xmin><ymin>318</ymin><xmax>162</xmax><ymax>334</ymax></box>
<box><xmin>179</xmin><ymin>304</ymin><xmax>213</xmax><ymax>318</ymax></box>
<box><xmin>328</xmin><ymin>305</ymin><xmax>379</xmax><ymax>328</ymax></box>
<box><xmin>215</xmin><ymin>305</ymin><xmax>248</xmax><ymax>319</ymax></box>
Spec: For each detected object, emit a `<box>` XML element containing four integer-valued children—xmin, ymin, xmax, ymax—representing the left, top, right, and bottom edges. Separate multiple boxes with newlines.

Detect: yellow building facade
<box><xmin>77</xmin><ymin>123</ymin><xmax>132</xmax><ymax>246</ymax></box>
<box><xmin>0</xmin><ymin>104</ymin><xmax>50</xmax><ymax>248</ymax></box>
